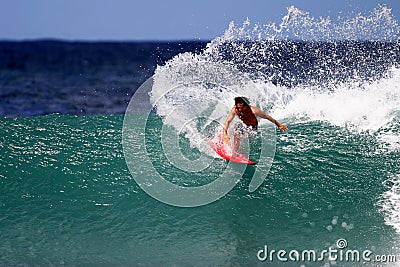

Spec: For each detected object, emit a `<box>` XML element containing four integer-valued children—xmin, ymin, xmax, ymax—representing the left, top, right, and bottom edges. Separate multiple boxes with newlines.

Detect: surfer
<box><xmin>223</xmin><ymin>96</ymin><xmax>287</xmax><ymax>152</ymax></box>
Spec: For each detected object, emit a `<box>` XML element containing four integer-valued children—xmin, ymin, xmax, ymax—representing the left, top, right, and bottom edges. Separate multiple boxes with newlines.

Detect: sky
<box><xmin>1</xmin><ymin>0</ymin><xmax>400</xmax><ymax>41</ymax></box>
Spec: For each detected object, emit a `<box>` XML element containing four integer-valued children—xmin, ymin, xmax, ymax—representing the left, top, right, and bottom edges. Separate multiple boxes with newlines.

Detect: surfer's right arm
<box><xmin>223</xmin><ymin>107</ymin><xmax>236</xmax><ymax>143</ymax></box>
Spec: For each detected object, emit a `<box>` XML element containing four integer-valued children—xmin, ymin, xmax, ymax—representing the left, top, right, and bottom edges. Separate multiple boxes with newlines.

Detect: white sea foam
<box><xmin>270</xmin><ymin>66</ymin><xmax>400</xmax><ymax>133</ymax></box>
<box><xmin>379</xmin><ymin>175</ymin><xmax>400</xmax><ymax>234</ymax></box>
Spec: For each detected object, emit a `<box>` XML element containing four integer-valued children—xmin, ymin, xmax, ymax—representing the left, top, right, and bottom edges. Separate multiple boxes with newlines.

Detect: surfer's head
<box><xmin>234</xmin><ymin>96</ymin><xmax>250</xmax><ymax>107</ymax></box>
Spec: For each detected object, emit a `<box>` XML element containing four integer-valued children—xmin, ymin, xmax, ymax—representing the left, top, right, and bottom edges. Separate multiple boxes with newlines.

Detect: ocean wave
<box><xmin>153</xmin><ymin>5</ymin><xmax>400</xmax><ymax>144</ymax></box>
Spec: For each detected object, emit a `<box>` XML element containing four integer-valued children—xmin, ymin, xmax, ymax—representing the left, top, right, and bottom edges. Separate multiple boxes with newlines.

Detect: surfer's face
<box><xmin>235</xmin><ymin>103</ymin><xmax>247</xmax><ymax>111</ymax></box>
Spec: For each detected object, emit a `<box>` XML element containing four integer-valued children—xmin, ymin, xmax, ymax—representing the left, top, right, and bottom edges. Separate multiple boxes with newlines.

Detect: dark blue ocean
<box><xmin>2</xmin><ymin>5</ymin><xmax>400</xmax><ymax>267</ymax></box>
<box><xmin>0</xmin><ymin>40</ymin><xmax>207</xmax><ymax>117</ymax></box>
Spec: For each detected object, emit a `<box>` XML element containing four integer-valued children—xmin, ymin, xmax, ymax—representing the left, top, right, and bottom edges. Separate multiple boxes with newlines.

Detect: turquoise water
<box><xmin>1</xmin><ymin>114</ymin><xmax>399</xmax><ymax>266</ymax></box>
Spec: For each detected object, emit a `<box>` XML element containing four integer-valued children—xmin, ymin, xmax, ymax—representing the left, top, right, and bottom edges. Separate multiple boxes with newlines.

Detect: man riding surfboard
<box><xmin>223</xmin><ymin>96</ymin><xmax>287</xmax><ymax>153</ymax></box>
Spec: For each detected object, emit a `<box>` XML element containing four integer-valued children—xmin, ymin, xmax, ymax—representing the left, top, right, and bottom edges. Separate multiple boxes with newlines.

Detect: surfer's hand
<box><xmin>223</xmin><ymin>133</ymin><xmax>230</xmax><ymax>143</ymax></box>
<box><xmin>278</xmin><ymin>124</ymin><xmax>287</xmax><ymax>131</ymax></box>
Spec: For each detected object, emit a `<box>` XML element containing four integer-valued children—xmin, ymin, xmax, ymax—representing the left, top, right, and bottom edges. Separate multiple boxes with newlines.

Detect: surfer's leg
<box><xmin>233</xmin><ymin>122</ymin><xmax>246</xmax><ymax>154</ymax></box>
<box><xmin>233</xmin><ymin>130</ymin><xmax>241</xmax><ymax>154</ymax></box>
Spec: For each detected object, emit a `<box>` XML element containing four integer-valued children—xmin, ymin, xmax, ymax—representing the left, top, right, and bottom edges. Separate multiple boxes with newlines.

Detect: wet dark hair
<box><xmin>234</xmin><ymin>96</ymin><xmax>250</xmax><ymax>107</ymax></box>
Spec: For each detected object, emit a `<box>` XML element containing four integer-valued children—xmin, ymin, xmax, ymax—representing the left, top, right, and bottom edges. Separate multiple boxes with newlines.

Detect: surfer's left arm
<box><xmin>251</xmin><ymin>106</ymin><xmax>287</xmax><ymax>131</ymax></box>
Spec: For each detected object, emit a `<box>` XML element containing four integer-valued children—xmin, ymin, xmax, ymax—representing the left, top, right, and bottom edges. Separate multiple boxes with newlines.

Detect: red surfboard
<box><xmin>209</xmin><ymin>140</ymin><xmax>256</xmax><ymax>165</ymax></box>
